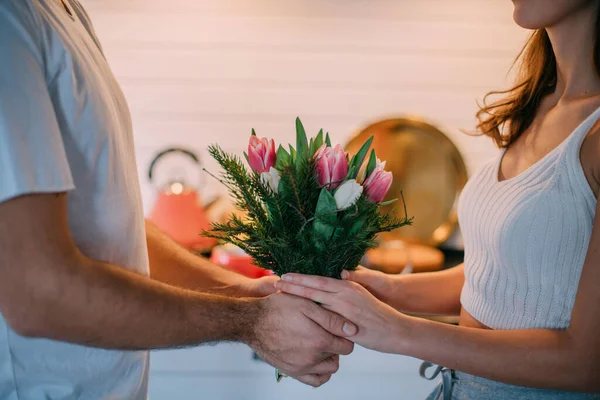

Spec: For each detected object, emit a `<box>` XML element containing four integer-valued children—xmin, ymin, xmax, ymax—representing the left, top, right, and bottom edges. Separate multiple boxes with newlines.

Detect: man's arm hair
<box><xmin>0</xmin><ymin>193</ymin><xmax>260</xmax><ymax>350</ymax></box>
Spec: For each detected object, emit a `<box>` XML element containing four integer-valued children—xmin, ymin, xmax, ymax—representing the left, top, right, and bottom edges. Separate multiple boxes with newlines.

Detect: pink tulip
<box><xmin>248</xmin><ymin>136</ymin><xmax>276</xmax><ymax>173</ymax></box>
<box><xmin>314</xmin><ymin>144</ymin><xmax>348</xmax><ymax>190</ymax></box>
<box><xmin>363</xmin><ymin>159</ymin><xmax>393</xmax><ymax>203</ymax></box>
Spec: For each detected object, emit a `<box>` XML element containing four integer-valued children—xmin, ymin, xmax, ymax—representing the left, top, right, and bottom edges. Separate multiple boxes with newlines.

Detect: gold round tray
<box><xmin>346</xmin><ymin>117</ymin><xmax>468</xmax><ymax>247</ymax></box>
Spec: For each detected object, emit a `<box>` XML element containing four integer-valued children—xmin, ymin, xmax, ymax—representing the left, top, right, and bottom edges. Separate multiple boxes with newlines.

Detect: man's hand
<box><xmin>192</xmin><ymin>274</ymin><xmax>278</xmax><ymax>298</ymax></box>
<box><xmin>248</xmin><ymin>293</ymin><xmax>357</xmax><ymax>387</ymax></box>
<box><xmin>236</xmin><ymin>275</ymin><xmax>279</xmax><ymax>297</ymax></box>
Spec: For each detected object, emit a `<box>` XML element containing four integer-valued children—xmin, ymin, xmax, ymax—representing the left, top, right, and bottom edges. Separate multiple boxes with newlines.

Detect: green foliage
<box><xmin>204</xmin><ymin>120</ymin><xmax>412</xmax><ymax>279</ymax></box>
<box><xmin>295</xmin><ymin>117</ymin><xmax>309</xmax><ymax>167</ymax></box>
<box><xmin>313</xmin><ymin>188</ymin><xmax>337</xmax><ymax>242</ymax></box>
<box><xmin>309</xmin><ymin>130</ymin><xmax>324</xmax><ymax>157</ymax></box>
<box><xmin>275</xmin><ymin>145</ymin><xmax>291</xmax><ymax>170</ymax></box>
<box><xmin>347</xmin><ymin>136</ymin><xmax>374</xmax><ymax>179</ymax></box>
<box><xmin>366</xmin><ymin>149</ymin><xmax>377</xmax><ymax>178</ymax></box>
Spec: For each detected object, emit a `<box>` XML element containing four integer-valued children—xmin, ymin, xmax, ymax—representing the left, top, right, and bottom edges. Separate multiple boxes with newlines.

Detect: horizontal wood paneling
<box><xmin>84</xmin><ymin>0</ymin><xmax>525</xmax><ymax>232</ymax></box>
<box><xmin>86</xmin><ymin>0</ymin><xmax>512</xmax><ymax>17</ymax></box>
<box><xmin>108</xmin><ymin>50</ymin><xmax>515</xmax><ymax>89</ymax></box>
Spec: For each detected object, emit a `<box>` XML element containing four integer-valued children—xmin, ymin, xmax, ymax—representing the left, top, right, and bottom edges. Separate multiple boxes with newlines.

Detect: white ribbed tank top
<box><xmin>459</xmin><ymin>107</ymin><xmax>599</xmax><ymax>329</ymax></box>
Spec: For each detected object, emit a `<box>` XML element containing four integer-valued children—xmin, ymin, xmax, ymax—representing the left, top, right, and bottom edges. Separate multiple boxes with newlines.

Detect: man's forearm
<box><xmin>145</xmin><ymin>220</ymin><xmax>253</xmax><ymax>295</ymax></box>
<box><xmin>393</xmin><ymin>264</ymin><xmax>464</xmax><ymax>315</ymax></box>
<box><xmin>9</xmin><ymin>249</ymin><xmax>261</xmax><ymax>350</ymax></box>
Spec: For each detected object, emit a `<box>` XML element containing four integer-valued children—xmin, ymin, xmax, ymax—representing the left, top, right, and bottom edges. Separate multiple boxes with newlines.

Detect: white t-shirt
<box><xmin>0</xmin><ymin>0</ymin><xmax>150</xmax><ymax>398</ymax></box>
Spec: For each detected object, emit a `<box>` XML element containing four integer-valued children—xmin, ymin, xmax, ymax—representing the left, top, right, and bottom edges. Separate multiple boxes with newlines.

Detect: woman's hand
<box><xmin>341</xmin><ymin>267</ymin><xmax>401</xmax><ymax>307</ymax></box>
<box><xmin>274</xmin><ymin>273</ymin><xmax>409</xmax><ymax>354</ymax></box>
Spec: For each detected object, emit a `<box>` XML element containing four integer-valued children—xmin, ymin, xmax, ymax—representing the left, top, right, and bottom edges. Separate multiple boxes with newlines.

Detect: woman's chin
<box><xmin>513</xmin><ymin>16</ymin><xmax>540</xmax><ymax>30</ymax></box>
<box><xmin>512</xmin><ymin>0</ymin><xmax>596</xmax><ymax>30</ymax></box>
<box><xmin>512</xmin><ymin>6</ymin><xmax>551</xmax><ymax>30</ymax></box>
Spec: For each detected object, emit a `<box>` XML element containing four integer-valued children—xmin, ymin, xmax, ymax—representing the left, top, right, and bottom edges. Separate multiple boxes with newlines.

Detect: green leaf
<box><xmin>289</xmin><ymin>145</ymin><xmax>296</xmax><ymax>164</ymax></box>
<box><xmin>349</xmin><ymin>215</ymin><xmax>368</xmax><ymax>236</ymax></box>
<box><xmin>315</xmin><ymin>188</ymin><xmax>337</xmax><ymax>219</ymax></box>
<box><xmin>243</xmin><ymin>151</ymin><xmax>250</xmax><ymax>166</ymax></box>
<box><xmin>251</xmin><ymin>128</ymin><xmax>257</xmax><ymax>136</ymax></box>
<box><xmin>366</xmin><ymin>149</ymin><xmax>377</xmax><ymax>179</ymax></box>
<box><xmin>310</xmin><ymin>129</ymin><xmax>324</xmax><ymax>157</ymax></box>
<box><xmin>347</xmin><ymin>136</ymin><xmax>374</xmax><ymax>179</ymax></box>
<box><xmin>295</xmin><ymin>117</ymin><xmax>309</xmax><ymax>166</ymax></box>
<box><xmin>275</xmin><ymin>145</ymin><xmax>291</xmax><ymax>169</ymax></box>
<box><xmin>325</xmin><ymin>132</ymin><xmax>332</xmax><ymax>147</ymax></box>
<box><xmin>313</xmin><ymin>188</ymin><xmax>338</xmax><ymax>241</ymax></box>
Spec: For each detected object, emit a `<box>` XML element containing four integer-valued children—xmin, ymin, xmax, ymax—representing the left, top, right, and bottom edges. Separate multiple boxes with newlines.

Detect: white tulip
<box><xmin>334</xmin><ymin>179</ymin><xmax>363</xmax><ymax>210</ymax></box>
<box><xmin>260</xmin><ymin>167</ymin><xmax>281</xmax><ymax>193</ymax></box>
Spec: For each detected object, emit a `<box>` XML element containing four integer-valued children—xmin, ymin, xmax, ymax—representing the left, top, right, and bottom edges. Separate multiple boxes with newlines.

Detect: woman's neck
<box><xmin>547</xmin><ymin>2</ymin><xmax>600</xmax><ymax>100</ymax></box>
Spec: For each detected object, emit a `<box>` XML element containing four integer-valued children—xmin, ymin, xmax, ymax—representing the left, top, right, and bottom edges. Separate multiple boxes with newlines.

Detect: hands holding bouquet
<box><xmin>274</xmin><ymin>271</ymin><xmax>412</xmax><ymax>355</ymax></box>
<box><xmin>204</xmin><ymin>118</ymin><xmax>411</xmax><ymax>386</ymax></box>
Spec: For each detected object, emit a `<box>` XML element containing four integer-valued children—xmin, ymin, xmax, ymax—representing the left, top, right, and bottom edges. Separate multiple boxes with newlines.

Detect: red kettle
<box><xmin>147</xmin><ymin>148</ymin><xmax>217</xmax><ymax>253</ymax></box>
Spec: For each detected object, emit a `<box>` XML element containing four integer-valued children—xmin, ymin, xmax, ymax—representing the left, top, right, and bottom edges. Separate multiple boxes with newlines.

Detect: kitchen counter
<box><xmin>150</xmin><ymin>343</ymin><xmax>438</xmax><ymax>399</ymax></box>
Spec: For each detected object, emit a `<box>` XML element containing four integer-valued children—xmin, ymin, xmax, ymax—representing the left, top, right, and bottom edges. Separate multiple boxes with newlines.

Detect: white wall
<box><xmin>84</xmin><ymin>0</ymin><xmax>529</xmax><ymax>211</ymax></box>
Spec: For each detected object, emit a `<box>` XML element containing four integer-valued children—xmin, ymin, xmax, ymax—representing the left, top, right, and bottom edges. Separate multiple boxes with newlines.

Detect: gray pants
<box><xmin>421</xmin><ymin>362</ymin><xmax>600</xmax><ymax>400</ymax></box>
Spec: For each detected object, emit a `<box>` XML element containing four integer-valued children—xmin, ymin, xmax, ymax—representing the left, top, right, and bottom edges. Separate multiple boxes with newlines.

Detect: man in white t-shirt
<box><xmin>0</xmin><ymin>0</ymin><xmax>357</xmax><ymax>399</ymax></box>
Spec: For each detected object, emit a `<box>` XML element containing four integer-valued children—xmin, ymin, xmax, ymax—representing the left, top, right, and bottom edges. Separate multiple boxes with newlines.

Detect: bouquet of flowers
<box><xmin>204</xmin><ymin>118</ymin><xmax>411</xmax><ymax>278</ymax></box>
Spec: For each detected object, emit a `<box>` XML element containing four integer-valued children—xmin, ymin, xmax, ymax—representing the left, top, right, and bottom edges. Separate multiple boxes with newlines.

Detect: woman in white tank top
<box><xmin>274</xmin><ymin>0</ymin><xmax>600</xmax><ymax>398</ymax></box>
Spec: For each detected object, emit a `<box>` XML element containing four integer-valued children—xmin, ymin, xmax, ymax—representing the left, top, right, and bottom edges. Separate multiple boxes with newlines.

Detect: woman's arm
<box><xmin>276</xmin><ymin>267</ymin><xmax>600</xmax><ymax>392</ymax></box>
<box><xmin>397</xmin><ymin>313</ymin><xmax>598</xmax><ymax>392</ymax></box>
<box><xmin>345</xmin><ymin>264</ymin><xmax>464</xmax><ymax>315</ymax></box>
<box><xmin>275</xmin><ymin>194</ymin><xmax>600</xmax><ymax>392</ymax></box>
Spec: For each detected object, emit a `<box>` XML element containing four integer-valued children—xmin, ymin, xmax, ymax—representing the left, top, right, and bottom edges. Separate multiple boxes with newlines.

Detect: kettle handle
<box><xmin>148</xmin><ymin>147</ymin><xmax>201</xmax><ymax>182</ymax></box>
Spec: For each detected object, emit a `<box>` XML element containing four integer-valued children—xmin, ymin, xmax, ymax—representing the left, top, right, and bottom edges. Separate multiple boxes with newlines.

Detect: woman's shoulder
<box><xmin>580</xmin><ymin>121</ymin><xmax>600</xmax><ymax>197</ymax></box>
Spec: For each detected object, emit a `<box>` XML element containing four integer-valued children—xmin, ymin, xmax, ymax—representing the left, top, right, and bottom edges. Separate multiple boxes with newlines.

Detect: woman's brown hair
<box><xmin>476</xmin><ymin>8</ymin><xmax>600</xmax><ymax>148</ymax></box>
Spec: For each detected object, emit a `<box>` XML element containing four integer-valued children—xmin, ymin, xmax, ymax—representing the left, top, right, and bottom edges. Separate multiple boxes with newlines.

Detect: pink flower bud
<box><xmin>363</xmin><ymin>159</ymin><xmax>393</xmax><ymax>203</ymax></box>
<box><xmin>314</xmin><ymin>144</ymin><xmax>348</xmax><ymax>190</ymax></box>
<box><xmin>248</xmin><ymin>135</ymin><xmax>276</xmax><ymax>173</ymax></box>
